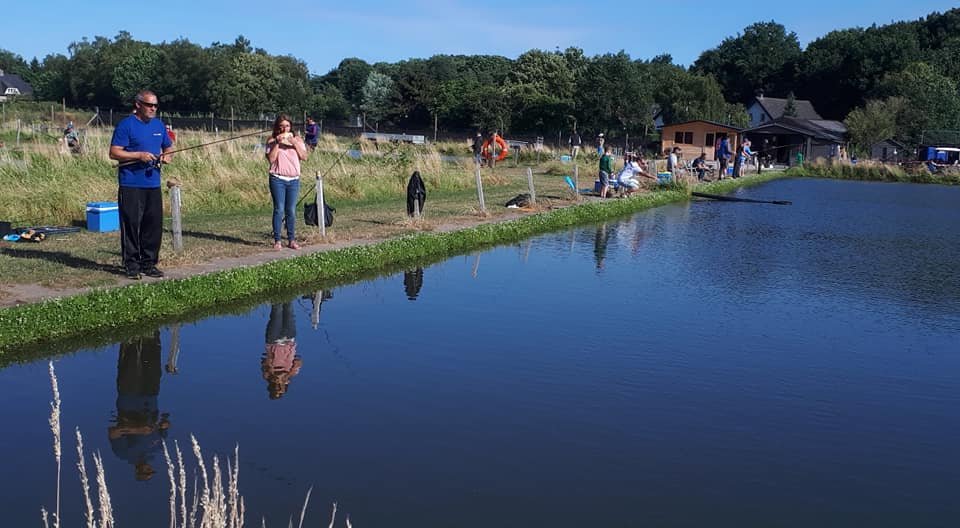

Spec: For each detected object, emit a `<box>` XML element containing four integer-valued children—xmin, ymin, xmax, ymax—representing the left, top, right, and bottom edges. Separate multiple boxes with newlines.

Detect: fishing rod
<box><xmin>115</xmin><ymin>128</ymin><xmax>272</xmax><ymax>168</ymax></box>
<box><xmin>297</xmin><ymin>140</ymin><xmax>362</xmax><ymax>206</ymax></box>
<box><xmin>691</xmin><ymin>191</ymin><xmax>792</xmax><ymax>205</ymax></box>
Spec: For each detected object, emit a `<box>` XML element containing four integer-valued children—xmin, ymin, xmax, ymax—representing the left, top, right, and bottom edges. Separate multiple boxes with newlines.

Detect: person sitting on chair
<box><xmin>692</xmin><ymin>153</ymin><xmax>707</xmax><ymax>182</ymax></box>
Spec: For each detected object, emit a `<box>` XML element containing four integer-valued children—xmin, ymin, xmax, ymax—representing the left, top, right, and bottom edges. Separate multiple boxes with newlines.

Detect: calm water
<box><xmin>2</xmin><ymin>178</ymin><xmax>959</xmax><ymax>527</ymax></box>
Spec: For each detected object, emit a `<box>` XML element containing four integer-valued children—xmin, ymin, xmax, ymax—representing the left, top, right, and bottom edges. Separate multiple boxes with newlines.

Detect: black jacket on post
<box><xmin>407</xmin><ymin>171</ymin><xmax>427</xmax><ymax>216</ymax></box>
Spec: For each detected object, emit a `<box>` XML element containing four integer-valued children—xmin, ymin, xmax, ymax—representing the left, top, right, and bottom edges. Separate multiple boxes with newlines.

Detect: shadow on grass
<box><xmin>0</xmin><ymin>247</ymin><xmax>122</xmax><ymax>274</ymax></box>
<box><xmin>177</xmin><ymin>229</ymin><xmax>264</xmax><ymax>246</ymax></box>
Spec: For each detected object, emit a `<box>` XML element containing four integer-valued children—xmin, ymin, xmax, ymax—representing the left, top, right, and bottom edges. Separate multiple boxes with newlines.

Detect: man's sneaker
<box><xmin>126</xmin><ymin>269</ymin><xmax>142</xmax><ymax>280</ymax></box>
<box><xmin>143</xmin><ymin>267</ymin><xmax>165</xmax><ymax>278</ymax></box>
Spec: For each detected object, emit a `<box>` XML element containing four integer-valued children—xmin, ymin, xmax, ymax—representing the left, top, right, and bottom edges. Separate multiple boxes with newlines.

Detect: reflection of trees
<box><xmin>108</xmin><ymin>331</ymin><xmax>169</xmax><ymax>482</ymax></box>
<box><xmin>404</xmin><ymin>268</ymin><xmax>424</xmax><ymax>300</ymax></box>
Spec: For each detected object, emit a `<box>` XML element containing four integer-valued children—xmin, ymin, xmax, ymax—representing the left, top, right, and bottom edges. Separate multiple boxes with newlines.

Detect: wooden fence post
<box><xmin>474</xmin><ymin>165</ymin><xmax>486</xmax><ymax>215</ymax></box>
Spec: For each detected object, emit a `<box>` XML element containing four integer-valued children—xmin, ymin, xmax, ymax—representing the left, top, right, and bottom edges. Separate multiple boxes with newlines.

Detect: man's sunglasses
<box><xmin>137</xmin><ymin>100</ymin><xmax>159</xmax><ymax>108</ymax></box>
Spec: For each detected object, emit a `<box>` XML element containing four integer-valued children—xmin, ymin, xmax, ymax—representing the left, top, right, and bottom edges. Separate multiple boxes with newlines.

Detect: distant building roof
<box><xmin>660</xmin><ymin>119</ymin><xmax>743</xmax><ymax>132</ymax></box>
<box><xmin>745</xmin><ymin>116</ymin><xmax>846</xmax><ymax>142</ymax></box>
<box><xmin>752</xmin><ymin>96</ymin><xmax>822</xmax><ymax>121</ymax></box>
<box><xmin>0</xmin><ymin>69</ymin><xmax>33</xmax><ymax>97</ymax></box>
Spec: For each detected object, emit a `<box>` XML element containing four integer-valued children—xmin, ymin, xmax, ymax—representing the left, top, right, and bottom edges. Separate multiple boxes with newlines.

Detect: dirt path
<box><xmin>0</xmin><ymin>207</ymin><xmax>535</xmax><ymax>308</ymax></box>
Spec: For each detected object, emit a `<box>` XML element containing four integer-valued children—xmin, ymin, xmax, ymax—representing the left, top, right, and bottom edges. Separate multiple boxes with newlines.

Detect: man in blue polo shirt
<box><xmin>109</xmin><ymin>90</ymin><xmax>174</xmax><ymax>279</ymax></box>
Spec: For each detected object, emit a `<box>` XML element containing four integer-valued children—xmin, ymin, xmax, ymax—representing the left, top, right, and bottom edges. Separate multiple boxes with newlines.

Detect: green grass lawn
<box><xmin>0</xmin><ymin>166</ymin><xmax>580</xmax><ymax>294</ymax></box>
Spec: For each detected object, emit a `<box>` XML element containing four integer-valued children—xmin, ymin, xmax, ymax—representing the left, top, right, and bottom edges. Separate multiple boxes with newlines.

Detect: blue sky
<box><xmin>4</xmin><ymin>0</ymin><xmax>957</xmax><ymax>75</ymax></box>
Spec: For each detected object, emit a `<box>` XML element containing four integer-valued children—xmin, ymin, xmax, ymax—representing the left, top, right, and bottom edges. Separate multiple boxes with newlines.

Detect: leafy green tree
<box><xmin>693</xmin><ymin>21</ymin><xmax>802</xmax><ymax>103</ymax></box>
<box><xmin>112</xmin><ymin>47</ymin><xmax>162</xmax><ymax>102</ymax></box>
<box><xmin>845</xmin><ymin>97</ymin><xmax>905</xmax><ymax>152</ymax></box>
<box><xmin>0</xmin><ymin>49</ymin><xmax>31</xmax><ymax>80</ymax></box>
<box><xmin>328</xmin><ymin>58</ymin><xmax>372</xmax><ymax>111</ymax></box>
<box><xmin>208</xmin><ymin>52</ymin><xmax>282</xmax><ymax>114</ymax></box>
<box><xmin>798</xmin><ymin>22</ymin><xmax>921</xmax><ymax>118</ymax></box>
<box><xmin>783</xmin><ymin>92</ymin><xmax>798</xmax><ymax>117</ymax></box>
<box><xmin>576</xmin><ymin>52</ymin><xmax>653</xmax><ymax>137</ymax></box>
<box><xmin>360</xmin><ymin>71</ymin><xmax>396</xmax><ymax>123</ymax></box>
<box><xmin>876</xmin><ymin>62</ymin><xmax>960</xmax><ymax>145</ymax></box>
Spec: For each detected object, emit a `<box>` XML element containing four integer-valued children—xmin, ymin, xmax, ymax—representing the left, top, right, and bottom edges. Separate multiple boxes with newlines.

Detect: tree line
<box><xmin>1</xmin><ymin>7</ymin><xmax>959</xmax><ymax>151</ymax></box>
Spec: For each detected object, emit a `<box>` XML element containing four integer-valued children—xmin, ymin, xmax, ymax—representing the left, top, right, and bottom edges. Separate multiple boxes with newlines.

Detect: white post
<box><xmin>316</xmin><ymin>170</ymin><xmax>326</xmax><ymax>238</ymax></box>
<box><xmin>574</xmin><ymin>165</ymin><xmax>580</xmax><ymax>201</ymax></box>
<box><xmin>311</xmin><ymin>290</ymin><xmax>322</xmax><ymax>329</ymax></box>
<box><xmin>525</xmin><ymin>167</ymin><xmax>536</xmax><ymax>206</ymax></box>
<box><xmin>170</xmin><ymin>185</ymin><xmax>183</xmax><ymax>252</ymax></box>
<box><xmin>474</xmin><ymin>165</ymin><xmax>486</xmax><ymax>215</ymax></box>
<box><xmin>413</xmin><ymin>195</ymin><xmax>421</xmax><ymax>220</ymax></box>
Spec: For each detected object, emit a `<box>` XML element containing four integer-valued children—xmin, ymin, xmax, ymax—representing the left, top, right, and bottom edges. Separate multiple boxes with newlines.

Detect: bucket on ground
<box><xmin>86</xmin><ymin>202</ymin><xmax>119</xmax><ymax>232</ymax></box>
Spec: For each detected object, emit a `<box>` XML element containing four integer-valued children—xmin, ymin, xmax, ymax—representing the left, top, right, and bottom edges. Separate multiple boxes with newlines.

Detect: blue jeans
<box><xmin>269</xmin><ymin>176</ymin><xmax>300</xmax><ymax>242</ymax></box>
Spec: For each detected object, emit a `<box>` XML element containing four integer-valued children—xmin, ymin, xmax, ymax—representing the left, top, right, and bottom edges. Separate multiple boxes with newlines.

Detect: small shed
<box><xmin>660</xmin><ymin>120</ymin><xmax>741</xmax><ymax>161</ymax></box>
<box><xmin>870</xmin><ymin>139</ymin><xmax>906</xmax><ymax>162</ymax></box>
<box><xmin>744</xmin><ymin>117</ymin><xmax>847</xmax><ymax>165</ymax></box>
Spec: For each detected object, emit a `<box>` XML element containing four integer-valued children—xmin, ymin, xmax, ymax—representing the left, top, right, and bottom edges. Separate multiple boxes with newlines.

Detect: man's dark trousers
<box><xmin>119</xmin><ymin>186</ymin><xmax>162</xmax><ymax>273</ymax></box>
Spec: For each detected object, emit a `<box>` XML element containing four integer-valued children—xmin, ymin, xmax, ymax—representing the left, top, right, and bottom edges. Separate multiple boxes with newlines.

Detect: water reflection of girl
<box><xmin>262</xmin><ymin>302</ymin><xmax>302</xmax><ymax>400</ymax></box>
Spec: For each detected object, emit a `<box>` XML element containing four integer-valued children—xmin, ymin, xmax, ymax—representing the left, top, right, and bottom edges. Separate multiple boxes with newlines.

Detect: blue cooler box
<box><xmin>657</xmin><ymin>172</ymin><xmax>672</xmax><ymax>183</ymax></box>
<box><xmin>86</xmin><ymin>202</ymin><xmax>119</xmax><ymax>232</ymax></box>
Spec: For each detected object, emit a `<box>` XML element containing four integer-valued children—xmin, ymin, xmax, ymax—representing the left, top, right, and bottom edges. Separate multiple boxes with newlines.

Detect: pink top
<box><xmin>264</xmin><ymin>341</ymin><xmax>300</xmax><ymax>375</ymax></box>
<box><xmin>269</xmin><ymin>144</ymin><xmax>301</xmax><ymax>179</ymax></box>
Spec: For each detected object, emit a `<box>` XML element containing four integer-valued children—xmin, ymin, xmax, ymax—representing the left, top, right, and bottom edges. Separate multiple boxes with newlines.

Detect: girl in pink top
<box><xmin>266</xmin><ymin>115</ymin><xmax>309</xmax><ymax>249</ymax></box>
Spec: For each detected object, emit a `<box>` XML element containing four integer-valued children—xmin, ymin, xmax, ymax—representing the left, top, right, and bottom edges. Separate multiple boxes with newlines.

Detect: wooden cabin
<box><xmin>660</xmin><ymin>120</ymin><xmax>742</xmax><ymax>161</ymax></box>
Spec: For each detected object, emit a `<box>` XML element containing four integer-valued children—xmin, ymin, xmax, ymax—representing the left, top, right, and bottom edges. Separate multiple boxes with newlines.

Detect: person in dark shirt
<box><xmin>692</xmin><ymin>153</ymin><xmax>707</xmax><ymax>181</ymax></box>
<box><xmin>304</xmin><ymin>117</ymin><xmax>319</xmax><ymax>150</ymax></box>
<box><xmin>569</xmin><ymin>131</ymin><xmax>582</xmax><ymax>159</ymax></box>
<box><xmin>471</xmin><ymin>132</ymin><xmax>483</xmax><ymax>166</ymax></box>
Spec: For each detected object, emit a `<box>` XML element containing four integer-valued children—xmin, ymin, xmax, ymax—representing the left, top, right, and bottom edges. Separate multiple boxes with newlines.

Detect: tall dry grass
<box><xmin>0</xmin><ymin>128</ymin><xmax>480</xmax><ymax>224</ymax></box>
<box><xmin>41</xmin><ymin>361</ymin><xmax>347</xmax><ymax>527</ymax></box>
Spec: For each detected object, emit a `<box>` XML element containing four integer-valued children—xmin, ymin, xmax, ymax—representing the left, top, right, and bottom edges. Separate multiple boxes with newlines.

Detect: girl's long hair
<box><xmin>272</xmin><ymin>114</ymin><xmax>292</xmax><ymax>138</ymax></box>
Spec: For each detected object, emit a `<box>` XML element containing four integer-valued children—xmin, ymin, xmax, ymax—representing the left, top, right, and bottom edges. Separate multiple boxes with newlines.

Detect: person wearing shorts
<box><xmin>598</xmin><ymin>146</ymin><xmax>614</xmax><ymax>198</ymax></box>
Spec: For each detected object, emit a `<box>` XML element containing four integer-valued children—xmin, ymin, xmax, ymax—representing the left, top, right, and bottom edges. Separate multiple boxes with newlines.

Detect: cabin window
<box><xmin>683</xmin><ymin>132</ymin><xmax>694</xmax><ymax>144</ymax></box>
<box><xmin>705</xmin><ymin>133</ymin><xmax>715</xmax><ymax>147</ymax></box>
<box><xmin>761</xmin><ymin>114</ymin><xmax>766</xmax><ymax>122</ymax></box>
<box><xmin>674</xmin><ymin>131</ymin><xmax>683</xmax><ymax>144</ymax></box>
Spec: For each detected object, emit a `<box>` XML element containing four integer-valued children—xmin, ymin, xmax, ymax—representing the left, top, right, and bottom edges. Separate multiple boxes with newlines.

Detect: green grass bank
<box><xmin>0</xmin><ymin>172</ymin><xmax>788</xmax><ymax>359</ymax></box>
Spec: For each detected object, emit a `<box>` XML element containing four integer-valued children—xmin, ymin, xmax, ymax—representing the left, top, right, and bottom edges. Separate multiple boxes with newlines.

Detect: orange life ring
<box><xmin>481</xmin><ymin>135</ymin><xmax>509</xmax><ymax>161</ymax></box>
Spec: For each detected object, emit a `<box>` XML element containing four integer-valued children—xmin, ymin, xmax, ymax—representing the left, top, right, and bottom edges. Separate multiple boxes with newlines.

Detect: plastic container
<box><xmin>657</xmin><ymin>172</ymin><xmax>672</xmax><ymax>183</ymax></box>
<box><xmin>86</xmin><ymin>202</ymin><xmax>119</xmax><ymax>232</ymax></box>
<box><xmin>560</xmin><ymin>155</ymin><xmax>572</xmax><ymax>163</ymax></box>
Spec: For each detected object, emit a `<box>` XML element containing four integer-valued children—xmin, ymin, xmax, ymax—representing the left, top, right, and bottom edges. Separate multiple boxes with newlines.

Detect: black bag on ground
<box><xmin>406</xmin><ymin>171</ymin><xmax>427</xmax><ymax>216</ymax></box>
<box><xmin>305</xmin><ymin>201</ymin><xmax>335</xmax><ymax>227</ymax></box>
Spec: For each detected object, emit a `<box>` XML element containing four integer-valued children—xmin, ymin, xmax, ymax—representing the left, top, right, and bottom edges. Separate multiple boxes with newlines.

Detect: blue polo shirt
<box><xmin>111</xmin><ymin>115</ymin><xmax>172</xmax><ymax>188</ymax></box>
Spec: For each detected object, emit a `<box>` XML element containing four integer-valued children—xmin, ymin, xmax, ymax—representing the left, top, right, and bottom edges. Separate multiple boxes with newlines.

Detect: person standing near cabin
<box><xmin>717</xmin><ymin>135</ymin><xmax>731</xmax><ymax>179</ymax></box>
<box><xmin>109</xmin><ymin>90</ymin><xmax>174</xmax><ymax>280</ymax></box>
<box><xmin>569</xmin><ymin>130</ymin><xmax>582</xmax><ymax>159</ymax></box>
<box><xmin>266</xmin><ymin>114</ymin><xmax>309</xmax><ymax>250</ymax></box>
<box><xmin>304</xmin><ymin>117</ymin><xmax>319</xmax><ymax>150</ymax></box>
<box><xmin>596</xmin><ymin>133</ymin><xmax>605</xmax><ymax>155</ymax></box>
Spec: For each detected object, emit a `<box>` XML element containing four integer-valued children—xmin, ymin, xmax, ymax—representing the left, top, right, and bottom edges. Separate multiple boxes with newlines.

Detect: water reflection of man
<box><xmin>108</xmin><ymin>331</ymin><xmax>169</xmax><ymax>482</ymax></box>
<box><xmin>404</xmin><ymin>268</ymin><xmax>424</xmax><ymax>300</ymax></box>
<box><xmin>262</xmin><ymin>302</ymin><xmax>302</xmax><ymax>400</ymax></box>
<box><xmin>594</xmin><ymin>224</ymin><xmax>610</xmax><ymax>271</ymax></box>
